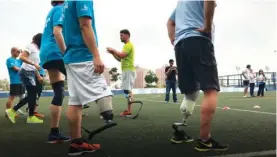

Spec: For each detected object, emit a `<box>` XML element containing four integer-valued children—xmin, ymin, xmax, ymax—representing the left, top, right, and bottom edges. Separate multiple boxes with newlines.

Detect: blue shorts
<box><xmin>20</xmin><ymin>69</ymin><xmax>36</xmax><ymax>87</ymax></box>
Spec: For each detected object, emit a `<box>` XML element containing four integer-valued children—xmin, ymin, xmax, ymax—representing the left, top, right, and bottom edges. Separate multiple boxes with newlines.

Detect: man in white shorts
<box><xmin>62</xmin><ymin>1</ymin><xmax>115</xmax><ymax>156</ymax></box>
<box><xmin>107</xmin><ymin>29</ymin><xmax>136</xmax><ymax>117</ymax></box>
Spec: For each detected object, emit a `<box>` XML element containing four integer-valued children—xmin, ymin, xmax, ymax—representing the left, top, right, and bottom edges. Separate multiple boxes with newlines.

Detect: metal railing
<box><xmin>219</xmin><ymin>72</ymin><xmax>276</xmax><ymax>89</ymax></box>
<box><xmin>1</xmin><ymin>72</ymin><xmax>276</xmax><ymax>91</ymax></box>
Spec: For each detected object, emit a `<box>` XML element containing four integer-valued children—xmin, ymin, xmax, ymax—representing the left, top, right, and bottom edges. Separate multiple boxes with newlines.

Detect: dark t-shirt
<box><xmin>165</xmin><ymin>66</ymin><xmax>177</xmax><ymax>81</ymax></box>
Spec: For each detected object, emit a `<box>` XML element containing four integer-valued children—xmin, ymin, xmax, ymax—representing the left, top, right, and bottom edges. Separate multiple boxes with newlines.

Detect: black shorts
<box><xmin>10</xmin><ymin>84</ymin><xmax>25</xmax><ymax>96</ymax></box>
<box><xmin>243</xmin><ymin>80</ymin><xmax>249</xmax><ymax>87</ymax></box>
<box><xmin>42</xmin><ymin>60</ymin><xmax>66</xmax><ymax>76</ymax></box>
<box><xmin>174</xmin><ymin>37</ymin><xmax>220</xmax><ymax>94</ymax></box>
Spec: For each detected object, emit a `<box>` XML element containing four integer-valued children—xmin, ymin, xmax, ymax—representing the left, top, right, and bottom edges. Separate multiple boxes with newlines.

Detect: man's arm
<box><xmin>53</xmin><ymin>26</ymin><xmax>66</xmax><ymax>54</ymax></box>
<box><xmin>203</xmin><ymin>0</ymin><xmax>216</xmax><ymax>30</ymax></box>
<box><xmin>19</xmin><ymin>50</ymin><xmax>35</xmax><ymax>65</ymax></box>
<box><xmin>53</xmin><ymin>8</ymin><xmax>66</xmax><ymax>54</ymax></box>
<box><xmin>175</xmin><ymin>67</ymin><xmax>178</xmax><ymax>75</ymax></box>
<box><xmin>241</xmin><ymin>70</ymin><xmax>247</xmax><ymax>79</ymax></box>
<box><xmin>7</xmin><ymin>59</ymin><xmax>20</xmax><ymax>72</ymax></box>
<box><xmin>77</xmin><ymin>1</ymin><xmax>104</xmax><ymax>73</ymax></box>
<box><xmin>112</xmin><ymin>54</ymin><xmax>121</xmax><ymax>62</ymax></box>
<box><xmin>165</xmin><ymin>67</ymin><xmax>172</xmax><ymax>75</ymax></box>
<box><xmin>11</xmin><ymin>66</ymin><xmax>20</xmax><ymax>72</ymax></box>
<box><xmin>79</xmin><ymin>17</ymin><xmax>99</xmax><ymax>58</ymax></box>
<box><xmin>110</xmin><ymin>49</ymin><xmax>128</xmax><ymax>59</ymax></box>
<box><xmin>167</xmin><ymin>9</ymin><xmax>176</xmax><ymax>45</ymax></box>
<box><xmin>107</xmin><ymin>43</ymin><xmax>131</xmax><ymax>60</ymax></box>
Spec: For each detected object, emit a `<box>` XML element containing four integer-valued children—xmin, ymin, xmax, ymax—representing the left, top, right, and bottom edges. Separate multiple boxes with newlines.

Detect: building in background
<box><xmin>134</xmin><ymin>66</ymin><xmax>149</xmax><ymax>88</ymax></box>
<box><xmin>155</xmin><ymin>64</ymin><xmax>167</xmax><ymax>87</ymax></box>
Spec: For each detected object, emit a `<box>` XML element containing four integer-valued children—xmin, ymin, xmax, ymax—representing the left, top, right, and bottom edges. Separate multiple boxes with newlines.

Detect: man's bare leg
<box><xmin>6</xmin><ymin>96</ymin><xmax>15</xmax><ymax>109</ymax></box>
<box><xmin>47</xmin><ymin>69</ymin><xmax>70</xmax><ymax>144</ymax></box>
<box><xmin>48</xmin><ymin>69</ymin><xmax>63</xmax><ymax>129</ymax></box>
<box><xmin>194</xmin><ymin>89</ymin><xmax>228</xmax><ymax>152</ymax></box>
<box><xmin>244</xmin><ymin>87</ymin><xmax>248</xmax><ymax>97</ymax></box>
<box><xmin>200</xmin><ymin>89</ymin><xmax>217</xmax><ymax>140</ymax></box>
<box><xmin>67</xmin><ymin>105</ymin><xmax>100</xmax><ymax>156</ymax></box>
<box><xmin>67</xmin><ymin>105</ymin><xmax>82</xmax><ymax>139</ymax></box>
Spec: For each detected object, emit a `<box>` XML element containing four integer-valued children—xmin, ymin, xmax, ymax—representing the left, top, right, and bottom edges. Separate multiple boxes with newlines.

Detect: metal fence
<box><xmin>219</xmin><ymin>72</ymin><xmax>276</xmax><ymax>89</ymax></box>
<box><xmin>1</xmin><ymin>72</ymin><xmax>276</xmax><ymax>91</ymax></box>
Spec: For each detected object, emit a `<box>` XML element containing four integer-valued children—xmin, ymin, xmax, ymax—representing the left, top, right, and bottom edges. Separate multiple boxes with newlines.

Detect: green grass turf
<box><xmin>0</xmin><ymin>92</ymin><xmax>276</xmax><ymax>157</ymax></box>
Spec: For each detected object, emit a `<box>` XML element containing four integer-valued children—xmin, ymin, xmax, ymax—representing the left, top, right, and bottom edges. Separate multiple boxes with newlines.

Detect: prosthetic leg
<box><xmin>82</xmin><ymin>104</ymin><xmax>90</xmax><ymax>117</ymax></box>
<box><xmin>123</xmin><ymin>93</ymin><xmax>143</xmax><ymax>119</ymax></box>
<box><xmin>171</xmin><ymin>122</ymin><xmax>194</xmax><ymax>144</ymax></box>
<box><xmin>81</xmin><ymin>96</ymin><xmax>117</xmax><ymax>140</ymax></box>
<box><xmin>170</xmin><ymin>92</ymin><xmax>199</xmax><ymax>144</ymax></box>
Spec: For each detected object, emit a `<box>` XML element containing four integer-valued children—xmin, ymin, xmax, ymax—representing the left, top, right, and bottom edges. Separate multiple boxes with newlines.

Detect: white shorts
<box><xmin>65</xmin><ymin>61</ymin><xmax>113</xmax><ymax>106</ymax></box>
<box><xmin>122</xmin><ymin>70</ymin><xmax>136</xmax><ymax>91</ymax></box>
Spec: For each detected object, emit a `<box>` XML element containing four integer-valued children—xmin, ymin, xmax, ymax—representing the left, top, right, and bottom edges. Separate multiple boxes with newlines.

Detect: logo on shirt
<box><xmin>58</xmin><ymin>15</ymin><xmax>63</xmax><ymax>22</ymax></box>
<box><xmin>81</xmin><ymin>5</ymin><xmax>88</xmax><ymax>11</ymax></box>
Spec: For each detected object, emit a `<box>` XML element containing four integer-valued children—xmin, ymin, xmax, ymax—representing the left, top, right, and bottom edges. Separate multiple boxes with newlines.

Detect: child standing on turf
<box><xmin>257</xmin><ymin>69</ymin><xmax>266</xmax><ymax>97</ymax></box>
<box><xmin>249</xmin><ymin>69</ymin><xmax>256</xmax><ymax>97</ymax></box>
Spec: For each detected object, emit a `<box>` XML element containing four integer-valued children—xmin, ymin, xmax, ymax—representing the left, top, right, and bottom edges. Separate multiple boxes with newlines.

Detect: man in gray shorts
<box><xmin>107</xmin><ymin>29</ymin><xmax>136</xmax><ymax>117</ymax></box>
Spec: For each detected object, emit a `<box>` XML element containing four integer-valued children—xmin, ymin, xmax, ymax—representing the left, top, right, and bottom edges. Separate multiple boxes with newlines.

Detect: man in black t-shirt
<box><xmin>165</xmin><ymin>59</ymin><xmax>178</xmax><ymax>103</ymax></box>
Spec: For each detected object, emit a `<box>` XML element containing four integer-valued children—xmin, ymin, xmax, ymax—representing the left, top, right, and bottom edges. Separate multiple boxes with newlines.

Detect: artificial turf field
<box><xmin>0</xmin><ymin>92</ymin><xmax>276</xmax><ymax>157</ymax></box>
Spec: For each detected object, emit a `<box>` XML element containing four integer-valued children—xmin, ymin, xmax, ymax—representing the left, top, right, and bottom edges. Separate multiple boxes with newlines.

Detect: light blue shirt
<box><xmin>6</xmin><ymin>57</ymin><xmax>23</xmax><ymax>84</ymax></box>
<box><xmin>170</xmin><ymin>0</ymin><xmax>215</xmax><ymax>46</ymax></box>
<box><xmin>40</xmin><ymin>5</ymin><xmax>64</xmax><ymax>65</ymax></box>
<box><xmin>62</xmin><ymin>0</ymin><xmax>98</xmax><ymax>64</ymax></box>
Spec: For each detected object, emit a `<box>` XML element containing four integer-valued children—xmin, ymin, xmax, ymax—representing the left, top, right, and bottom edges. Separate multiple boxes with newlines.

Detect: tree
<box><xmin>109</xmin><ymin>67</ymin><xmax>120</xmax><ymax>82</ymax></box>
<box><xmin>0</xmin><ymin>78</ymin><xmax>9</xmax><ymax>91</ymax></box>
<box><xmin>144</xmin><ymin>70</ymin><xmax>159</xmax><ymax>88</ymax></box>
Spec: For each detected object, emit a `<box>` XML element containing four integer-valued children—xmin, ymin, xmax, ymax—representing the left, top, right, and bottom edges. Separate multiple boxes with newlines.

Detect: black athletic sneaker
<box><xmin>68</xmin><ymin>138</ymin><xmax>100</xmax><ymax>156</ymax></box>
<box><xmin>170</xmin><ymin>130</ymin><xmax>194</xmax><ymax>144</ymax></box>
<box><xmin>47</xmin><ymin>131</ymin><xmax>71</xmax><ymax>144</ymax></box>
<box><xmin>194</xmin><ymin>138</ymin><xmax>228</xmax><ymax>152</ymax></box>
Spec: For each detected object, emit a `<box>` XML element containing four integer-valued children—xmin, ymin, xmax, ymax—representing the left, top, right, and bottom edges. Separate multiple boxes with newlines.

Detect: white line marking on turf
<box><xmin>206</xmin><ymin>150</ymin><xmax>276</xmax><ymax>157</ymax></box>
<box><xmin>139</xmin><ymin>98</ymin><xmax>276</xmax><ymax>116</ymax></box>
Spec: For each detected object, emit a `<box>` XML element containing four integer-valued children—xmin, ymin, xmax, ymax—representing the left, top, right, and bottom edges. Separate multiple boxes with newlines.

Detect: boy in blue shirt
<box><xmin>62</xmin><ymin>1</ymin><xmax>115</xmax><ymax>155</ymax></box>
<box><xmin>40</xmin><ymin>0</ymin><xmax>70</xmax><ymax>143</ymax></box>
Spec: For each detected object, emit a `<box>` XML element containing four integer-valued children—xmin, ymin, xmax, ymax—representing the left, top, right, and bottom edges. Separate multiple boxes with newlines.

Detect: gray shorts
<box><xmin>122</xmin><ymin>70</ymin><xmax>136</xmax><ymax>91</ymax></box>
<box><xmin>65</xmin><ymin>61</ymin><xmax>113</xmax><ymax>106</ymax></box>
<box><xmin>19</xmin><ymin>69</ymin><xmax>37</xmax><ymax>86</ymax></box>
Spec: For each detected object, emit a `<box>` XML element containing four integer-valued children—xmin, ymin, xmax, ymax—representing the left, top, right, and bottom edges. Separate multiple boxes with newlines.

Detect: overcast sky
<box><xmin>0</xmin><ymin>0</ymin><xmax>276</xmax><ymax>80</ymax></box>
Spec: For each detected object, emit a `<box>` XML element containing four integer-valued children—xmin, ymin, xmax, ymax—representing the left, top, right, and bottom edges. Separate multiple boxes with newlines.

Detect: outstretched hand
<box><xmin>106</xmin><ymin>47</ymin><xmax>115</xmax><ymax>54</ymax></box>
